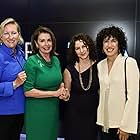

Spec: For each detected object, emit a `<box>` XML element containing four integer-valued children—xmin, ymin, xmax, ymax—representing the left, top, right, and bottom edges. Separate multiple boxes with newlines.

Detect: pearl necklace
<box><xmin>78</xmin><ymin>61</ymin><xmax>93</xmax><ymax>91</ymax></box>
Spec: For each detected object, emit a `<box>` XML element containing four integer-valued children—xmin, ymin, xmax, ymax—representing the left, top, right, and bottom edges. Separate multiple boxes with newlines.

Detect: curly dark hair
<box><xmin>96</xmin><ymin>25</ymin><xmax>127</xmax><ymax>60</ymax></box>
<box><xmin>69</xmin><ymin>33</ymin><xmax>97</xmax><ymax>63</ymax></box>
<box><xmin>31</xmin><ymin>26</ymin><xmax>56</xmax><ymax>57</ymax></box>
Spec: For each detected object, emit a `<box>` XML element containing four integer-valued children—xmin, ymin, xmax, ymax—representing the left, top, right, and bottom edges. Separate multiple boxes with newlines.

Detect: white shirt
<box><xmin>97</xmin><ymin>54</ymin><xmax>139</xmax><ymax>134</ymax></box>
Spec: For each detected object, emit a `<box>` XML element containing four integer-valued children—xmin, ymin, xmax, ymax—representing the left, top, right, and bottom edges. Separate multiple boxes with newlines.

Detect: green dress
<box><xmin>24</xmin><ymin>54</ymin><xmax>62</xmax><ymax>140</ymax></box>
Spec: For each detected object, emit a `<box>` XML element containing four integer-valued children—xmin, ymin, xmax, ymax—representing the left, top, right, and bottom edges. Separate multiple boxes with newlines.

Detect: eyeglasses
<box><xmin>2</xmin><ymin>31</ymin><xmax>18</xmax><ymax>38</ymax></box>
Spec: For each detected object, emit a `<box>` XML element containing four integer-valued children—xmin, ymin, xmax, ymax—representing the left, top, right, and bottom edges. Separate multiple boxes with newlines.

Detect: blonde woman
<box><xmin>0</xmin><ymin>18</ymin><xmax>26</xmax><ymax>140</ymax></box>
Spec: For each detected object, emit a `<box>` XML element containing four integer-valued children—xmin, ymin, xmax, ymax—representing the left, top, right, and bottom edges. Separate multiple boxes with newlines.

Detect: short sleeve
<box><xmin>23</xmin><ymin>57</ymin><xmax>36</xmax><ymax>92</ymax></box>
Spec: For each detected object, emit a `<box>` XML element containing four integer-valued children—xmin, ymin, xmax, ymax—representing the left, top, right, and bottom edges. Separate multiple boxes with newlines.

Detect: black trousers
<box><xmin>99</xmin><ymin>127</ymin><xmax>133</xmax><ymax>140</ymax></box>
<box><xmin>0</xmin><ymin>114</ymin><xmax>24</xmax><ymax>140</ymax></box>
<box><xmin>100</xmin><ymin>128</ymin><xmax>119</xmax><ymax>140</ymax></box>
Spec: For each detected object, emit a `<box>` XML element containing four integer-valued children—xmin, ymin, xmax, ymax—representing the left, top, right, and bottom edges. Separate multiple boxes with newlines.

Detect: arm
<box><xmin>59</xmin><ymin>68</ymin><xmax>71</xmax><ymax>101</ymax></box>
<box><xmin>24</xmin><ymin>57</ymin><xmax>62</xmax><ymax>98</ymax></box>
<box><xmin>0</xmin><ymin>81</ymin><xmax>14</xmax><ymax>96</ymax></box>
<box><xmin>25</xmin><ymin>88</ymin><xmax>63</xmax><ymax>98</ymax></box>
<box><xmin>64</xmin><ymin>68</ymin><xmax>72</xmax><ymax>93</ymax></box>
<box><xmin>0</xmin><ymin>55</ymin><xmax>26</xmax><ymax>96</ymax></box>
<box><xmin>13</xmin><ymin>71</ymin><xmax>27</xmax><ymax>89</ymax></box>
<box><xmin>0</xmin><ymin>54</ymin><xmax>14</xmax><ymax>96</ymax></box>
<box><xmin>120</xmin><ymin>58</ymin><xmax>139</xmax><ymax>134</ymax></box>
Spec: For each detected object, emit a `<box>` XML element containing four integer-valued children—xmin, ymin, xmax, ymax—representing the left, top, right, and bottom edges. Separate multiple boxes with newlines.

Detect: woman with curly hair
<box><xmin>63</xmin><ymin>33</ymin><xmax>100</xmax><ymax>140</ymax></box>
<box><xmin>96</xmin><ymin>26</ymin><xmax>139</xmax><ymax>140</ymax></box>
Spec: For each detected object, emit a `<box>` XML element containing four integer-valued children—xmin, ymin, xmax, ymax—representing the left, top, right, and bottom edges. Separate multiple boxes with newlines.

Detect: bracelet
<box><xmin>13</xmin><ymin>81</ymin><xmax>16</xmax><ymax>89</ymax></box>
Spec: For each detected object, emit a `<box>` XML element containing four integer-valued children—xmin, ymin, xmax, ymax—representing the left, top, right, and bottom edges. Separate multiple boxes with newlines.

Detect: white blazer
<box><xmin>97</xmin><ymin>54</ymin><xmax>139</xmax><ymax>134</ymax></box>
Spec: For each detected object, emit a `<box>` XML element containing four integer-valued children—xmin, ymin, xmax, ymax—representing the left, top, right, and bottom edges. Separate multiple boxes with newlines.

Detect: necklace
<box><xmin>78</xmin><ymin>61</ymin><xmax>93</xmax><ymax>91</ymax></box>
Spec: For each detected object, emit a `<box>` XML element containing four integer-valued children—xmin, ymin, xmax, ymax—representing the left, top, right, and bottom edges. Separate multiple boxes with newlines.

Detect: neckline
<box><xmin>106</xmin><ymin>54</ymin><xmax>123</xmax><ymax>75</ymax></box>
<box><xmin>74</xmin><ymin>62</ymin><xmax>95</xmax><ymax>74</ymax></box>
<box><xmin>1</xmin><ymin>43</ymin><xmax>20</xmax><ymax>56</ymax></box>
<box><xmin>36</xmin><ymin>53</ymin><xmax>53</xmax><ymax>68</ymax></box>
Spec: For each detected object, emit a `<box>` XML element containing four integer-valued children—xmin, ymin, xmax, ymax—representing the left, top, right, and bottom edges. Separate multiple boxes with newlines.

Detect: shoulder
<box><xmin>97</xmin><ymin>58</ymin><xmax>106</xmax><ymax>68</ymax></box>
<box><xmin>126</xmin><ymin>57</ymin><xmax>139</xmax><ymax>69</ymax></box>
<box><xmin>0</xmin><ymin>52</ymin><xmax>4</xmax><ymax>60</ymax></box>
<box><xmin>17</xmin><ymin>45</ymin><xmax>25</xmax><ymax>57</ymax></box>
<box><xmin>67</xmin><ymin>63</ymin><xmax>74</xmax><ymax>69</ymax></box>
<box><xmin>64</xmin><ymin>64</ymin><xmax>73</xmax><ymax>77</ymax></box>
<box><xmin>0</xmin><ymin>45</ymin><xmax>5</xmax><ymax>59</ymax></box>
<box><xmin>24</xmin><ymin>55</ymin><xmax>37</xmax><ymax>67</ymax></box>
<box><xmin>92</xmin><ymin>61</ymin><xmax>98</xmax><ymax>71</ymax></box>
<box><xmin>26</xmin><ymin>55</ymin><xmax>37</xmax><ymax>62</ymax></box>
<box><xmin>126</xmin><ymin>56</ymin><xmax>139</xmax><ymax>68</ymax></box>
<box><xmin>98</xmin><ymin>58</ymin><xmax>106</xmax><ymax>64</ymax></box>
<box><xmin>123</xmin><ymin>57</ymin><xmax>139</xmax><ymax>76</ymax></box>
<box><xmin>65</xmin><ymin>63</ymin><xmax>75</xmax><ymax>74</ymax></box>
<box><xmin>52</xmin><ymin>56</ymin><xmax>61</xmax><ymax>66</ymax></box>
<box><xmin>52</xmin><ymin>55</ymin><xmax>59</xmax><ymax>62</ymax></box>
<box><xmin>0</xmin><ymin>53</ymin><xmax>5</xmax><ymax>67</ymax></box>
<box><xmin>0</xmin><ymin>48</ymin><xmax>6</xmax><ymax>65</ymax></box>
<box><xmin>126</xmin><ymin>56</ymin><xmax>137</xmax><ymax>63</ymax></box>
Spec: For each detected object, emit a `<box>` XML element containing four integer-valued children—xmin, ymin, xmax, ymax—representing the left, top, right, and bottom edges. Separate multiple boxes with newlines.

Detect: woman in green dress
<box><xmin>24</xmin><ymin>26</ymin><xmax>67</xmax><ymax>140</ymax></box>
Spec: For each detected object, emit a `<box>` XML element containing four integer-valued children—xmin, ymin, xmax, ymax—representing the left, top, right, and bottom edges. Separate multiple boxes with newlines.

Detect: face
<box><xmin>36</xmin><ymin>33</ymin><xmax>53</xmax><ymax>55</ymax></box>
<box><xmin>1</xmin><ymin>23</ymin><xmax>19</xmax><ymax>48</ymax></box>
<box><xmin>75</xmin><ymin>40</ymin><xmax>89</xmax><ymax>60</ymax></box>
<box><xmin>103</xmin><ymin>36</ymin><xmax>119</xmax><ymax>58</ymax></box>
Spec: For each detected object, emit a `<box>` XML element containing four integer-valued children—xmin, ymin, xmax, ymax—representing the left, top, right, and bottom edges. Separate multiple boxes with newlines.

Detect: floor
<box><xmin>20</xmin><ymin>134</ymin><xmax>64</xmax><ymax>140</ymax></box>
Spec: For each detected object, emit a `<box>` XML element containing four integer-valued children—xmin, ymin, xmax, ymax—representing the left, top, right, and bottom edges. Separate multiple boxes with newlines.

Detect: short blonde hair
<box><xmin>0</xmin><ymin>18</ymin><xmax>24</xmax><ymax>44</ymax></box>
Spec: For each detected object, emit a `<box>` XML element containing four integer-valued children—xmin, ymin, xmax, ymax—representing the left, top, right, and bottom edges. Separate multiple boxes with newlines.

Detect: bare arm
<box><xmin>64</xmin><ymin>68</ymin><xmax>71</xmax><ymax>92</ymax></box>
<box><xmin>25</xmin><ymin>86</ymin><xmax>63</xmax><ymax>98</ymax></box>
<box><xmin>59</xmin><ymin>68</ymin><xmax>71</xmax><ymax>101</ymax></box>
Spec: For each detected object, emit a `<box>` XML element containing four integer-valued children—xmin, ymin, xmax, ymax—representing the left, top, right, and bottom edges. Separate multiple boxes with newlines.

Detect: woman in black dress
<box><xmin>62</xmin><ymin>33</ymin><xmax>99</xmax><ymax>140</ymax></box>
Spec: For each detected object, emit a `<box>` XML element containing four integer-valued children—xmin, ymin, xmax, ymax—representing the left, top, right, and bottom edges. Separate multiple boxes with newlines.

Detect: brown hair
<box><xmin>31</xmin><ymin>26</ymin><xmax>56</xmax><ymax>57</ymax></box>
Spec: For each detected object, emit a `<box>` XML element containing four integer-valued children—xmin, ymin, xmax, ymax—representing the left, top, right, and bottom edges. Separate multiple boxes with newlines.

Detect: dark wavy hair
<box><xmin>96</xmin><ymin>25</ymin><xmax>127</xmax><ymax>61</ymax></box>
<box><xmin>69</xmin><ymin>33</ymin><xmax>97</xmax><ymax>63</ymax></box>
<box><xmin>31</xmin><ymin>26</ymin><xmax>56</xmax><ymax>57</ymax></box>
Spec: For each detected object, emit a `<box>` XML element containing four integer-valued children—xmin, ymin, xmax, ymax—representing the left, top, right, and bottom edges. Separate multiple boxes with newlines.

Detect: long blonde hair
<box><xmin>0</xmin><ymin>18</ymin><xmax>24</xmax><ymax>44</ymax></box>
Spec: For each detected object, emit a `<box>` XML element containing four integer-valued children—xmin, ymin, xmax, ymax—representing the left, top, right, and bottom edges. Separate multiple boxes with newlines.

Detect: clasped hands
<box><xmin>58</xmin><ymin>83</ymin><xmax>70</xmax><ymax>101</ymax></box>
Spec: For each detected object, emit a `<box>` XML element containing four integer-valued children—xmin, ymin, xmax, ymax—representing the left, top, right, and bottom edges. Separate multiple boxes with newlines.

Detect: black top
<box><xmin>63</xmin><ymin>62</ymin><xmax>99</xmax><ymax>140</ymax></box>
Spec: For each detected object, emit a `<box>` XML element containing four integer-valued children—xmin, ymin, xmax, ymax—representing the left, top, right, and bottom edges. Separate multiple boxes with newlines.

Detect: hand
<box><xmin>13</xmin><ymin>71</ymin><xmax>27</xmax><ymax>89</ymax></box>
<box><xmin>117</xmin><ymin>128</ymin><xmax>130</xmax><ymax>140</ymax></box>
<box><xmin>53</xmin><ymin>85</ymin><xmax>65</xmax><ymax>97</ymax></box>
<box><xmin>59</xmin><ymin>88</ymin><xmax>70</xmax><ymax>101</ymax></box>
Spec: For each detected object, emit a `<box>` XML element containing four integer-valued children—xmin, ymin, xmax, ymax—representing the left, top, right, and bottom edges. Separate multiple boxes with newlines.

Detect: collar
<box><xmin>0</xmin><ymin>43</ymin><xmax>21</xmax><ymax>56</ymax></box>
<box><xmin>105</xmin><ymin>53</ymin><xmax>123</xmax><ymax>62</ymax></box>
<box><xmin>111</xmin><ymin>53</ymin><xmax>124</xmax><ymax>65</ymax></box>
